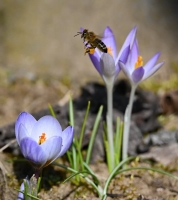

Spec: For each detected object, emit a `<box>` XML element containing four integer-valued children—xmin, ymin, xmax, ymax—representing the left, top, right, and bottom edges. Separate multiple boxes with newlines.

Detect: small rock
<box><xmin>140</xmin><ymin>143</ymin><xmax>178</xmax><ymax>166</ymax></box>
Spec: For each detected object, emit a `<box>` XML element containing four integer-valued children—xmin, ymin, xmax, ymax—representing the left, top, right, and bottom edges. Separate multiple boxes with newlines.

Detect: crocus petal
<box><xmin>119</xmin><ymin>61</ymin><xmax>132</xmax><ymax>81</ymax></box>
<box><xmin>15</xmin><ymin>112</ymin><xmax>36</xmax><ymax>139</ymax></box>
<box><xmin>41</xmin><ymin>136</ymin><xmax>62</xmax><ymax>166</ymax></box>
<box><xmin>142</xmin><ymin>61</ymin><xmax>164</xmax><ymax>81</ymax></box>
<box><xmin>89</xmin><ymin>52</ymin><xmax>102</xmax><ymax>75</ymax></box>
<box><xmin>31</xmin><ymin>116</ymin><xmax>62</xmax><ymax>142</ymax></box>
<box><xmin>58</xmin><ymin>126</ymin><xmax>74</xmax><ymax>157</ymax></box>
<box><xmin>20</xmin><ymin>137</ymin><xmax>47</xmax><ymax>168</ymax></box>
<box><xmin>119</xmin><ymin>45</ymin><xmax>130</xmax><ymax>64</ymax></box>
<box><xmin>120</xmin><ymin>26</ymin><xmax>137</xmax><ymax>54</ymax></box>
<box><xmin>116</xmin><ymin>26</ymin><xmax>137</xmax><ymax>64</ymax></box>
<box><xmin>102</xmin><ymin>26</ymin><xmax>117</xmax><ymax>60</ymax></box>
<box><xmin>131</xmin><ymin>67</ymin><xmax>144</xmax><ymax>84</ymax></box>
<box><xmin>128</xmin><ymin>39</ymin><xmax>139</xmax><ymax>71</ymax></box>
<box><xmin>17</xmin><ymin>124</ymin><xmax>30</xmax><ymax>145</ymax></box>
<box><xmin>143</xmin><ymin>52</ymin><xmax>161</xmax><ymax>73</ymax></box>
<box><xmin>100</xmin><ymin>53</ymin><xmax>116</xmax><ymax>78</ymax></box>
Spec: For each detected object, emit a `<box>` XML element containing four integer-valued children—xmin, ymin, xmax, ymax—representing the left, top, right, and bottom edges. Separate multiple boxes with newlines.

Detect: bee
<box><xmin>74</xmin><ymin>29</ymin><xmax>108</xmax><ymax>55</ymax></box>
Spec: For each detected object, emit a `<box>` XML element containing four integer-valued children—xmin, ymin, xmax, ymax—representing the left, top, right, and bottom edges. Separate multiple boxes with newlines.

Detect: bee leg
<box><xmin>84</xmin><ymin>47</ymin><xmax>90</xmax><ymax>55</ymax></box>
<box><xmin>89</xmin><ymin>44</ymin><xmax>96</xmax><ymax>54</ymax></box>
<box><xmin>85</xmin><ymin>47</ymin><xmax>95</xmax><ymax>55</ymax></box>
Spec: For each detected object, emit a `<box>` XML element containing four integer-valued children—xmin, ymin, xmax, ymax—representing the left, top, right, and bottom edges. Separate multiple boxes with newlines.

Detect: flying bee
<box><xmin>74</xmin><ymin>29</ymin><xmax>108</xmax><ymax>55</ymax></box>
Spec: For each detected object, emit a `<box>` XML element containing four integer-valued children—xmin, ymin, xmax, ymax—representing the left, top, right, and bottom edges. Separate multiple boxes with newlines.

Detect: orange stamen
<box><xmin>107</xmin><ymin>47</ymin><xmax>113</xmax><ymax>57</ymax></box>
<box><xmin>38</xmin><ymin>133</ymin><xmax>47</xmax><ymax>145</ymax></box>
<box><xmin>134</xmin><ymin>55</ymin><xmax>143</xmax><ymax>69</ymax></box>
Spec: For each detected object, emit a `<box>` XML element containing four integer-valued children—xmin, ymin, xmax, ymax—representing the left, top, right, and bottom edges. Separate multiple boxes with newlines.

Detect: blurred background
<box><xmin>0</xmin><ymin>0</ymin><xmax>178</xmax><ymax>125</ymax></box>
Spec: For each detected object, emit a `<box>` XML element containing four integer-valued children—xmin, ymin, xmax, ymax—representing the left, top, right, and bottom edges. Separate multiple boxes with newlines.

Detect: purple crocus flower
<box><xmin>15</xmin><ymin>112</ymin><xmax>74</xmax><ymax>169</ymax></box>
<box><xmin>119</xmin><ymin>39</ymin><xmax>164</xmax><ymax>85</ymax></box>
<box><xmin>88</xmin><ymin>26</ymin><xmax>137</xmax><ymax>82</ymax></box>
<box><xmin>119</xmin><ymin>38</ymin><xmax>164</xmax><ymax>162</ymax></box>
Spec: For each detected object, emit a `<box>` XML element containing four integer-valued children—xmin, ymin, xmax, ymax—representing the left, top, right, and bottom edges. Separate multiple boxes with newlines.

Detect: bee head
<box><xmin>81</xmin><ymin>29</ymin><xmax>88</xmax><ymax>39</ymax></box>
<box><xmin>74</xmin><ymin>29</ymin><xmax>88</xmax><ymax>38</ymax></box>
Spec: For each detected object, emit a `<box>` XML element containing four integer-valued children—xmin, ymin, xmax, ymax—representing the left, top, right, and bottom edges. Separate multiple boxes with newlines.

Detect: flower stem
<box><xmin>122</xmin><ymin>84</ymin><xmax>137</xmax><ymax>162</ymax></box>
<box><xmin>106</xmin><ymin>83</ymin><xmax>115</xmax><ymax>172</ymax></box>
<box><xmin>34</xmin><ymin>169</ymin><xmax>41</xmax><ymax>180</ymax></box>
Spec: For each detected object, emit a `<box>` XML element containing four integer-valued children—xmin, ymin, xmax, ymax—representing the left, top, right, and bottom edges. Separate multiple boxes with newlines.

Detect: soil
<box><xmin>1</xmin><ymin>152</ymin><xmax>178</xmax><ymax>200</ymax></box>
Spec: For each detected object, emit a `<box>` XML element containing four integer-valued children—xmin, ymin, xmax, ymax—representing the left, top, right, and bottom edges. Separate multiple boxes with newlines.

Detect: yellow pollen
<box><xmin>38</xmin><ymin>133</ymin><xmax>47</xmax><ymax>145</ymax></box>
<box><xmin>84</xmin><ymin>48</ymin><xmax>95</xmax><ymax>55</ymax></box>
<box><xmin>107</xmin><ymin>47</ymin><xmax>113</xmax><ymax>57</ymax></box>
<box><xmin>134</xmin><ymin>55</ymin><xmax>143</xmax><ymax>69</ymax></box>
<box><xmin>89</xmin><ymin>48</ymin><xmax>95</xmax><ymax>54</ymax></box>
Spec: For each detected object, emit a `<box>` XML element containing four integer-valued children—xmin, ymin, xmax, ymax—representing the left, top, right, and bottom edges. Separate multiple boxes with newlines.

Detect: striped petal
<box><xmin>15</xmin><ymin>112</ymin><xmax>36</xmax><ymax>139</ymax></box>
<box><xmin>20</xmin><ymin>137</ymin><xmax>47</xmax><ymax>169</ymax></box>
<box><xmin>31</xmin><ymin>116</ymin><xmax>62</xmax><ymax>142</ymax></box>
<box><xmin>89</xmin><ymin>52</ymin><xmax>102</xmax><ymax>75</ymax></box>
<box><xmin>116</xmin><ymin>26</ymin><xmax>137</xmax><ymax>64</ymax></box>
<box><xmin>102</xmin><ymin>26</ymin><xmax>117</xmax><ymax>60</ymax></box>
<box><xmin>41</xmin><ymin>136</ymin><xmax>62</xmax><ymax>166</ymax></box>
<box><xmin>58</xmin><ymin>126</ymin><xmax>74</xmax><ymax>157</ymax></box>
<box><xmin>142</xmin><ymin>61</ymin><xmax>164</xmax><ymax>81</ymax></box>
<box><xmin>132</xmin><ymin>67</ymin><xmax>144</xmax><ymax>84</ymax></box>
<box><xmin>143</xmin><ymin>52</ymin><xmax>161</xmax><ymax>72</ymax></box>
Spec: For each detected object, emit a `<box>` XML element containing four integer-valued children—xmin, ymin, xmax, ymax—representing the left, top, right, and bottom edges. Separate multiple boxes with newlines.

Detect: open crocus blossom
<box><xmin>88</xmin><ymin>26</ymin><xmax>137</xmax><ymax>82</ymax></box>
<box><xmin>15</xmin><ymin>112</ymin><xmax>74</xmax><ymax>169</ymax></box>
<box><xmin>119</xmin><ymin>38</ymin><xmax>164</xmax><ymax>162</ymax></box>
<box><xmin>119</xmin><ymin>39</ymin><xmax>164</xmax><ymax>86</ymax></box>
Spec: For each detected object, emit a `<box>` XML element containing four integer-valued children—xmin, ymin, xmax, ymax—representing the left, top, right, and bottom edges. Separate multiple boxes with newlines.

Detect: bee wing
<box><xmin>94</xmin><ymin>34</ymin><xmax>103</xmax><ymax>39</ymax></box>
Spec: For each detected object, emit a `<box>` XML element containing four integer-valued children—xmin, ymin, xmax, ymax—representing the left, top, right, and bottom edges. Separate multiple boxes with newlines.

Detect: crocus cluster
<box><xmin>81</xmin><ymin>26</ymin><xmax>138</xmax><ymax>171</ymax></box>
<box><xmin>15</xmin><ymin>112</ymin><xmax>74</xmax><ymax>170</ymax></box>
<box><xmin>16</xmin><ymin>25</ymin><xmax>164</xmax><ymax>199</ymax></box>
<box><xmin>86</xmin><ymin>26</ymin><xmax>164</xmax><ymax>86</ymax></box>
<box><xmin>85</xmin><ymin>26</ymin><xmax>164</xmax><ymax>167</ymax></box>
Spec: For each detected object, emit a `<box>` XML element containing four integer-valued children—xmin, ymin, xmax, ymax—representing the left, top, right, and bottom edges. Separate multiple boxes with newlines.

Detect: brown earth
<box><xmin>1</xmin><ymin>152</ymin><xmax>178</xmax><ymax>200</ymax></box>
